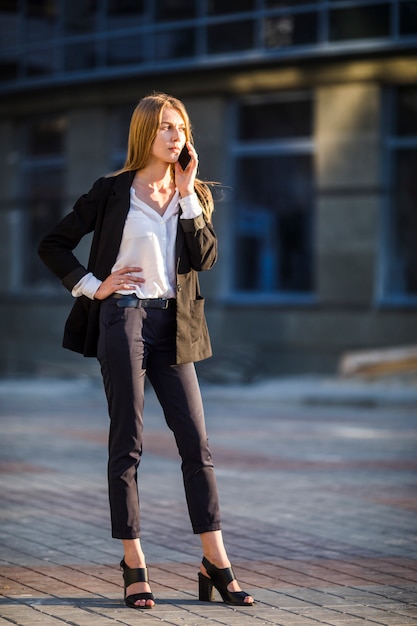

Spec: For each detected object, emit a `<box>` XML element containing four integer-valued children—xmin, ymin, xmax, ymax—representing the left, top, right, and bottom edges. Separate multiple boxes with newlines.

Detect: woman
<box><xmin>38</xmin><ymin>93</ymin><xmax>254</xmax><ymax>610</ymax></box>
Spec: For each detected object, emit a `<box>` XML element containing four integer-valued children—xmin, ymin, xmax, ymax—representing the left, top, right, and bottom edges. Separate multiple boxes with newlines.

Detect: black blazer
<box><xmin>38</xmin><ymin>171</ymin><xmax>217</xmax><ymax>364</ymax></box>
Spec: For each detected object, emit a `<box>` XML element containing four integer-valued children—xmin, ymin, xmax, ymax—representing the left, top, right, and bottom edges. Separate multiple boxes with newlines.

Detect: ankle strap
<box><xmin>202</xmin><ymin>556</ymin><xmax>235</xmax><ymax>586</ymax></box>
<box><xmin>120</xmin><ymin>559</ymin><xmax>149</xmax><ymax>586</ymax></box>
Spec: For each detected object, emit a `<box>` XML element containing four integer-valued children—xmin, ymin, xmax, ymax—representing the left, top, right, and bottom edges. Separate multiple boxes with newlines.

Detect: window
<box><xmin>108</xmin><ymin>0</ymin><xmax>145</xmax><ymax>16</ymax></box>
<box><xmin>63</xmin><ymin>1</ymin><xmax>96</xmax><ymax>34</ymax></box>
<box><xmin>155</xmin><ymin>0</ymin><xmax>196</xmax><ymax>21</ymax></box>
<box><xmin>231</xmin><ymin>94</ymin><xmax>315</xmax><ymax>299</ymax></box>
<box><xmin>400</xmin><ymin>1</ymin><xmax>417</xmax><ymax>35</ymax></box>
<box><xmin>25</xmin><ymin>47</ymin><xmax>56</xmax><ymax>76</ymax></box>
<box><xmin>207</xmin><ymin>0</ymin><xmax>255</xmax><ymax>14</ymax></box>
<box><xmin>207</xmin><ymin>20</ymin><xmax>255</xmax><ymax>54</ymax></box>
<box><xmin>0</xmin><ymin>0</ymin><xmax>19</xmax><ymax>80</ymax></box>
<box><xmin>238</xmin><ymin>98</ymin><xmax>312</xmax><ymax>139</ymax></box>
<box><xmin>64</xmin><ymin>42</ymin><xmax>96</xmax><ymax>71</ymax></box>
<box><xmin>107</xmin><ymin>35</ymin><xmax>144</xmax><ymax>66</ymax></box>
<box><xmin>20</xmin><ymin>116</ymin><xmax>67</xmax><ymax>290</ymax></box>
<box><xmin>264</xmin><ymin>12</ymin><xmax>318</xmax><ymax>48</ymax></box>
<box><xmin>329</xmin><ymin>4</ymin><xmax>391</xmax><ymax>41</ymax></box>
<box><xmin>106</xmin><ymin>0</ymin><xmax>146</xmax><ymax>31</ymax></box>
<box><xmin>382</xmin><ymin>86</ymin><xmax>417</xmax><ymax>304</ymax></box>
<box><xmin>110</xmin><ymin>105</ymin><xmax>133</xmax><ymax>170</ymax></box>
<box><xmin>155</xmin><ymin>27</ymin><xmax>195</xmax><ymax>59</ymax></box>
<box><xmin>24</xmin><ymin>0</ymin><xmax>58</xmax><ymax>42</ymax></box>
<box><xmin>266</xmin><ymin>1</ymin><xmax>318</xmax><ymax>6</ymax></box>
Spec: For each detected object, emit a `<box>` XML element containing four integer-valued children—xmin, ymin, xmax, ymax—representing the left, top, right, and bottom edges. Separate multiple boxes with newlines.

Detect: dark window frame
<box><xmin>16</xmin><ymin>114</ymin><xmax>67</xmax><ymax>293</ymax></box>
<box><xmin>227</xmin><ymin>92</ymin><xmax>317</xmax><ymax>305</ymax></box>
<box><xmin>378</xmin><ymin>86</ymin><xmax>417</xmax><ymax>307</ymax></box>
<box><xmin>3</xmin><ymin>1</ymin><xmax>417</xmax><ymax>93</ymax></box>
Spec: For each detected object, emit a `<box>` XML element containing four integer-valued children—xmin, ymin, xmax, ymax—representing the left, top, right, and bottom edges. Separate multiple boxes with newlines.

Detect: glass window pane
<box><xmin>23</xmin><ymin>113</ymin><xmax>66</xmax><ymax>288</ymax></box>
<box><xmin>106</xmin><ymin>0</ymin><xmax>145</xmax><ymax>29</ymax></box>
<box><xmin>27</xmin><ymin>167</ymin><xmax>65</xmax><ymax>286</ymax></box>
<box><xmin>264</xmin><ymin>12</ymin><xmax>318</xmax><ymax>48</ymax></box>
<box><xmin>25</xmin><ymin>47</ymin><xmax>56</xmax><ymax>76</ymax></box>
<box><xmin>0</xmin><ymin>61</ymin><xmax>18</xmax><ymax>82</ymax></box>
<box><xmin>396</xmin><ymin>86</ymin><xmax>417</xmax><ymax>136</ymax></box>
<box><xmin>63</xmin><ymin>1</ymin><xmax>96</xmax><ymax>34</ymax></box>
<box><xmin>64</xmin><ymin>42</ymin><xmax>96</xmax><ymax>71</ymax></box>
<box><xmin>114</xmin><ymin>106</ymin><xmax>133</xmax><ymax>150</ymax></box>
<box><xmin>0</xmin><ymin>2</ymin><xmax>19</xmax><ymax>80</ymax></box>
<box><xmin>0</xmin><ymin>1</ymin><xmax>18</xmax><ymax>11</ymax></box>
<box><xmin>111</xmin><ymin>106</ymin><xmax>133</xmax><ymax>169</ymax></box>
<box><xmin>239</xmin><ymin>98</ymin><xmax>312</xmax><ymax>140</ymax></box>
<box><xmin>207</xmin><ymin>20</ymin><xmax>254</xmax><ymax>54</ymax></box>
<box><xmin>107</xmin><ymin>36</ymin><xmax>144</xmax><ymax>66</ymax></box>
<box><xmin>329</xmin><ymin>5</ymin><xmax>390</xmax><ymax>41</ymax></box>
<box><xmin>27</xmin><ymin>117</ymin><xmax>66</xmax><ymax>156</ymax></box>
<box><xmin>25</xmin><ymin>0</ymin><xmax>57</xmax><ymax>42</ymax></box>
<box><xmin>266</xmin><ymin>0</ymin><xmax>318</xmax><ymax>6</ymax></box>
<box><xmin>26</xmin><ymin>0</ymin><xmax>57</xmax><ymax>17</ymax></box>
<box><xmin>388</xmin><ymin>148</ymin><xmax>417</xmax><ymax>296</ymax></box>
<box><xmin>155</xmin><ymin>0</ymin><xmax>196</xmax><ymax>21</ymax></box>
<box><xmin>235</xmin><ymin>155</ymin><xmax>314</xmax><ymax>292</ymax></box>
<box><xmin>207</xmin><ymin>0</ymin><xmax>255</xmax><ymax>15</ymax></box>
<box><xmin>108</xmin><ymin>0</ymin><xmax>145</xmax><ymax>15</ymax></box>
<box><xmin>400</xmin><ymin>1</ymin><xmax>417</xmax><ymax>36</ymax></box>
<box><xmin>155</xmin><ymin>28</ymin><xmax>195</xmax><ymax>59</ymax></box>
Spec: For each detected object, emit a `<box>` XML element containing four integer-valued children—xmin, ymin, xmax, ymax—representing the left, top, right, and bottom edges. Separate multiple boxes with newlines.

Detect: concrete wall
<box><xmin>316</xmin><ymin>83</ymin><xmax>381</xmax><ymax>306</ymax></box>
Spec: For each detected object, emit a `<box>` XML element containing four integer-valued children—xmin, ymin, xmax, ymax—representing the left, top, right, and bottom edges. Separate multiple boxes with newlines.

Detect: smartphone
<box><xmin>178</xmin><ymin>144</ymin><xmax>191</xmax><ymax>170</ymax></box>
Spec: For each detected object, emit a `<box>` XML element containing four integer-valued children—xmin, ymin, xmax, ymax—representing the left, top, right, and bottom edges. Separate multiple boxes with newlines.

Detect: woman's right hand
<box><xmin>93</xmin><ymin>267</ymin><xmax>145</xmax><ymax>300</ymax></box>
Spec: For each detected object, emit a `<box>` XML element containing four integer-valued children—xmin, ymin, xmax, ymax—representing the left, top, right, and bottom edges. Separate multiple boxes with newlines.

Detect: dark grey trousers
<box><xmin>97</xmin><ymin>298</ymin><xmax>221</xmax><ymax>539</ymax></box>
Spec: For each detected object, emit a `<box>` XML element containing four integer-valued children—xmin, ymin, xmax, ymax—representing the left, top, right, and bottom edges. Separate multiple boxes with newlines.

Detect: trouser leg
<box><xmin>97</xmin><ymin>299</ymin><xmax>146</xmax><ymax>539</ymax></box>
<box><xmin>146</xmin><ymin>356</ymin><xmax>221</xmax><ymax>534</ymax></box>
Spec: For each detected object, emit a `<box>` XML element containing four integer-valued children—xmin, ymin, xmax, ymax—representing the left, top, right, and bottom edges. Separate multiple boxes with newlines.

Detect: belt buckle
<box><xmin>161</xmin><ymin>299</ymin><xmax>169</xmax><ymax>309</ymax></box>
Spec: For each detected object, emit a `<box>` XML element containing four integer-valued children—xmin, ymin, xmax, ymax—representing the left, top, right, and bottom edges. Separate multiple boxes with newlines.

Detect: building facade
<box><xmin>0</xmin><ymin>0</ymin><xmax>416</xmax><ymax>380</ymax></box>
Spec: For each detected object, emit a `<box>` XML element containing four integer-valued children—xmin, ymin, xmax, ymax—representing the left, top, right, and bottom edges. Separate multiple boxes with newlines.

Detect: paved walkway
<box><xmin>0</xmin><ymin>376</ymin><xmax>416</xmax><ymax>625</ymax></box>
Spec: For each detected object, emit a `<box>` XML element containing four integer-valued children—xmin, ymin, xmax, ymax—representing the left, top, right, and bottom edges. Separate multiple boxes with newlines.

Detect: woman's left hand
<box><xmin>175</xmin><ymin>141</ymin><xmax>198</xmax><ymax>198</ymax></box>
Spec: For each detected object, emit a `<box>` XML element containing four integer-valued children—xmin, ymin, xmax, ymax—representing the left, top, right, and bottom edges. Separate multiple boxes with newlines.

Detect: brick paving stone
<box><xmin>1</xmin><ymin>377</ymin><xmax>417</xmax><ymax>626</ymax></box>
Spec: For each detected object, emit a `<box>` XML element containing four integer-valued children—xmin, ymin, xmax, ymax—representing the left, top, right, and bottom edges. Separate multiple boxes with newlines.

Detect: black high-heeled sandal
<box><xmin>198</xmin><ymin>556</ymin><xmax>254</xmax><ymax>606</ymax></box>
<box><xmin>120</xmin><ymin>559</ymin><xmax>155</xmax><ymax>609</ymax></box>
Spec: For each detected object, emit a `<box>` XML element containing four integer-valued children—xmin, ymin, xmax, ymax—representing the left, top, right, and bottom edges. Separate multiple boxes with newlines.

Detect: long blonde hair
<box><xmin>113</xmin><ymin>92</ymin><xmax>214</xmax><ymax>222</ymax></box>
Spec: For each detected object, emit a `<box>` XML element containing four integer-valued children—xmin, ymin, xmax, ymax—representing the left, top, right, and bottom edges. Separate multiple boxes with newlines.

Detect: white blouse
<box><xmin>71</xmin><ymin>190</ymin><xmax>202</xmax><ymax>300</ymax></box>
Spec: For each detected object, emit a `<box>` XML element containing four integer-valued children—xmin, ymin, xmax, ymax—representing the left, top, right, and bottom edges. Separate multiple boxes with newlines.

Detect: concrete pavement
<box><xmin>0</xmin><ymin>375</ymin><xmax>416</xmax><ymax>625</ymax></box>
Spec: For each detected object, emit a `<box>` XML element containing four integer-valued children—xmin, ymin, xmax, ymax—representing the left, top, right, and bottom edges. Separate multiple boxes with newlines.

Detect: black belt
<box><xmin>111</xmin><ymin>294</ymin><xmax>176</xmax><ymax>310</ymax></box>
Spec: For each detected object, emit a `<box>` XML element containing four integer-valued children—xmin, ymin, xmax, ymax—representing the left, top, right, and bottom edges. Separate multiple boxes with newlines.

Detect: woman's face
<box><xmin>150</xmin><ymin>107</ymin><xmax>187</xmax><ymax>166</ymax></box>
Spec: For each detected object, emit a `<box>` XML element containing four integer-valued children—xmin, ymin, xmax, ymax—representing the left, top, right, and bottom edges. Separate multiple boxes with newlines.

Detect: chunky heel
<box><xmin>198</xmin><ymin>557</ymin><xmax>254</xmax><ymax>606</ymax></box>
<box><xmin>198</xmin><ymin>571</ymin><xmax>215</xmax><ymax>601</ymax></box>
